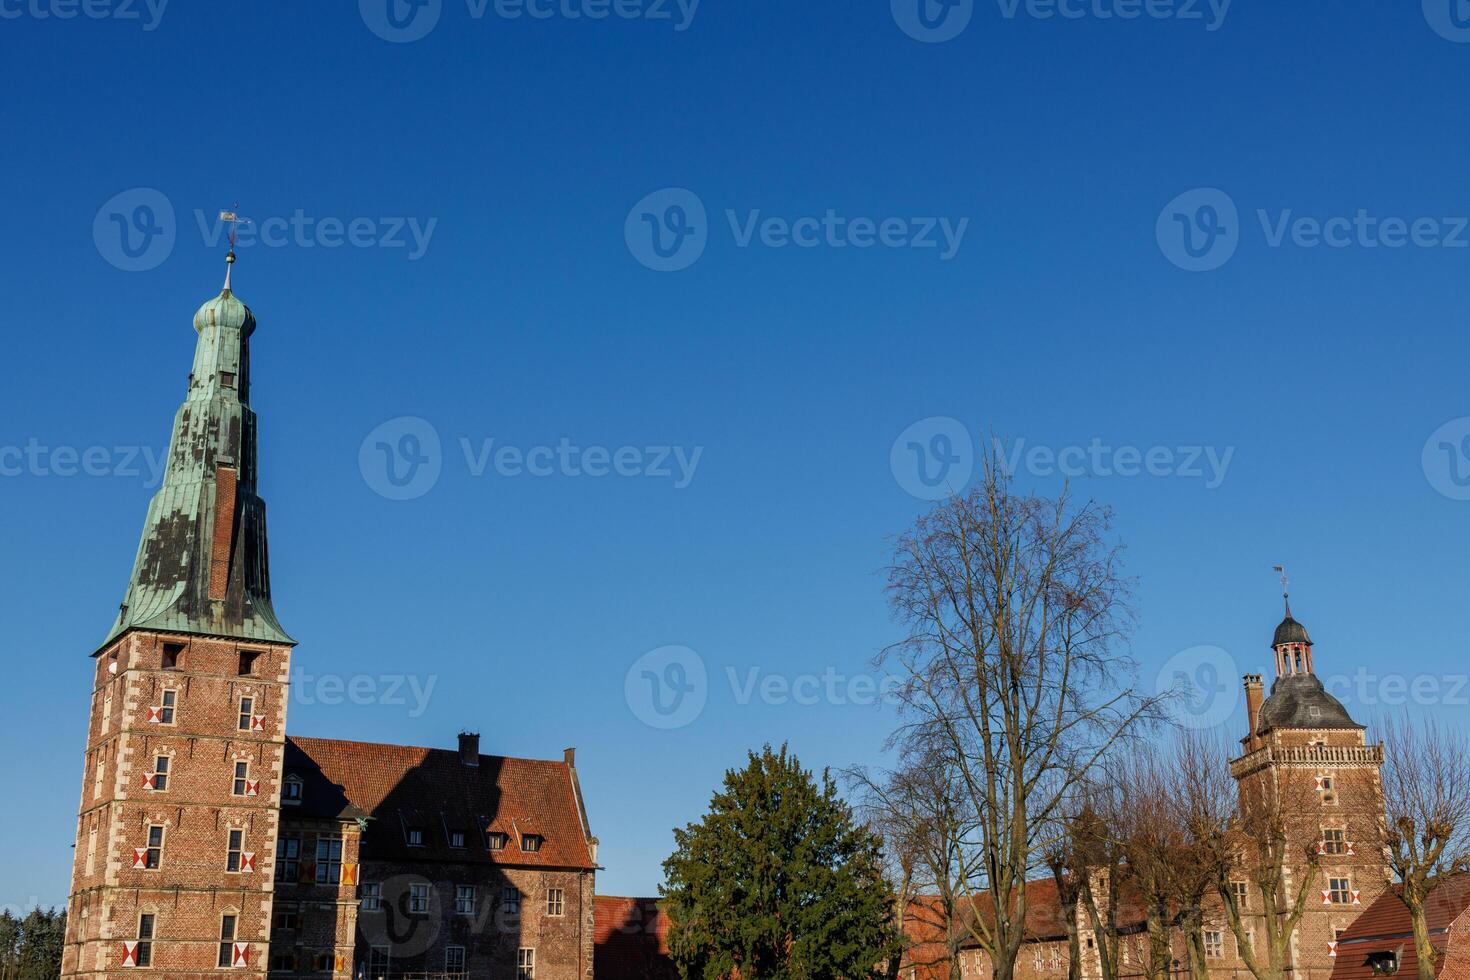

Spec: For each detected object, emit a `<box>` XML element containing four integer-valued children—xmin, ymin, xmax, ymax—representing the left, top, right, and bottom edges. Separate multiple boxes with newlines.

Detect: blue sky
<box><xmin>3</xmin><ymin>0</ymin><xmax>1470</xmax><ymax>907</ymax></box>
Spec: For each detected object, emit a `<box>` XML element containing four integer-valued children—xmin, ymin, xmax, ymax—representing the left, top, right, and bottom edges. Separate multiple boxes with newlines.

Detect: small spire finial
<box><xmin>1273</xmin><ymin>564</ymin><xmax>1291</xmax><ymax>616</ymax></box>
<box><xmin>219</xmin><ymin>207</ymin><xmax>249</xmax><ymax>294</ymax></box>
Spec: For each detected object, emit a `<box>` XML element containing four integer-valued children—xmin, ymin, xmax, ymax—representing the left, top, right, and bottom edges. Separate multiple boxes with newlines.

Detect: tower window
<box><xmin>1328</xmin><ymin>877</ymin><xmax>1352</xmax><ymax>904</ymax></box>
<box><xmin>220</xmin><ymin>371</ymin><xmax>236</xmax><ymax>388</ymax></box>
<box><xmin>152</xmin><ymin>756</ymin><xmax>170</xmax><ymax>792</ymax></box>
<box><xmin>144</xmin><ymin>825</ymin><xmax>164</xmax><ymax>869</ymax></box>
<box><xmin>238</xmin><ymin>650</ymin><xmax>261</xmax><ymax>676</ymax></box>
<box><xmin>232</xmin><ymin>761</ymin><xmax>250</xmax><ymax>796</ymax></box>
<box><xmin>135</xmin><ymin>913</ymin><xmax>155</xmax><ymax>968</ymax></box>
<box><xmin>158</xmin><ymin>689</ymin><xmax>177</xmax><ymax>725</ymax></box>
<box><xmin>238</xmin><ymin>696</ymin><xmax>254</xmax><ymax>731</ymax></box>
<box><xmin>217</xmin><ymin>914</ymin><xmax>237</xmax><ymax>968</ymax></box>
<box><xmin>1322</xmin><ymin>828</ymin><xmax>1347</xmax><ymax>855</ymax></box>
<box><xmin>227</xmin><ymin>829</ymin><xmax>245</xmax><ymax>872</ymax></box>
<box><xmin>162</xmin><ymin>643</ymin><xmax>183</xmax><ymax>669</ymax></box>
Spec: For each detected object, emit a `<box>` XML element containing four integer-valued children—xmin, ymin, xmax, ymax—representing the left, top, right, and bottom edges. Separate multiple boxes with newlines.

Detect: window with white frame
<box><xmin>1328</xmin><ymin>877</ymin><xmax>1352</xmax><ymax>904</ymax></box>
<box><xmin>446</xmin><ymin>945</ymin><xmax>466</xmax><ymax>972</ymax></box>
<box><xmin>1034</xmin><ymin>946</ymin><xmax>1045</xmax><ymax>971</ymax></box>
<box><xmin>227</xmin><ymin>829</ymin><xmax>245</xmax><ymax>872</ymax></box>
<box><xmin>143</xmin><ymin>825</ymin><xmax>164</xmax><ymax>869</ymax></box>
<box><xmin>237</xmin><ymin>696</ymin><xmax>254</xmax><ymax>731</ymax></box>
<box><xmin>1322</xmin><ymin>828</ymin><xmax>1347</xmax><ymax>855</ymax></box>
<box><xmin>410</xmin><ymin>883</ymin><xmax>430</xmax><ymax>913</ymax></box>
<box><xmin>502</xmin><ymin>886</ymin><xmax>521</xmax><ymax>913</ymax></box>
<box><xmin>547</xmin><ymin>888</ymin><xmax>565</xmax><ymax>917</ymax></box>
<box><xmin>360</xmin><ymin>882</ymin><xmax>382</xmax><ymax>912</ymax></box>
<box><xmin>158</xmin><ymin>689</ymin><xmax>176</xmax><ymax>724</ymax></box>
<box><xmin>232</xmin><ymin>761</ymin><xmax>250</xmax><ymax>796</ymax></box>
<box><xmin>455</xmin><ymin>885</ymin><xmax>475</xmax><ymax>915</ymax></box>
<box><xmin>488</xmin><ymin>831</ymin><xmax>509</xmax><ymax>851</ymax></box>
<box><xmin>282</xmin><ymin>775</ymin><xmax>302</xmax><ymax>804</ymax></box>
<box><xmin>450</xmin><ymin>830</ymin><xmax>466</xmax><ymax>848</ymax></box>
<box><xmin>152</xmin><ymin>756</ymin><xmax>170</xmax><ymax>792</ymax></box>
<box><xmin>1205</xmin><ymin>932</ymin><xmax>1224</xmax><ymax>958</ymax></box>
<box><xmin>134</xmin><ymin>912</ymin><xmax>156</xmax><ymax>967</ymax></box>
<box><xmin>407</xmin><ymin>828</ymin><xmax>424</xmax><ymax>847</ymax></box>
<box><xmin>216</xmin><ymin>913</ymin><xmax>237</xmax><ymax>968</ymax></box>
<box><xmin>517</xmin><ymin>947</ymin><xmax>535</xmax><ymax>980</ymax></box>
<box><xmin>1231</xmin><ymin>880</ymin><xmax>1249</xmax><ymax>907</ymax></box>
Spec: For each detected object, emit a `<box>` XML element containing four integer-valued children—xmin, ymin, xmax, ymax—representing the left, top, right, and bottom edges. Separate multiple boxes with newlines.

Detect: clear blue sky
<box><xmin>3</xmin><ymin>0</ymin><xmax>1470</xmax><ymax>908</ymax></box>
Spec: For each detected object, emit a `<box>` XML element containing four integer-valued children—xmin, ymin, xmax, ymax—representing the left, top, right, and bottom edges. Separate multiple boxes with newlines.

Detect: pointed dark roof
<box><xmin>1273</xmin><ymin>598</ymin><xmax>1312</xmax><ymax>647</ymax></box>
<box><xmin>1256</xmin><ymin>673</ymin><xmax>1361</xmax><ymax>734</ymax></box>
<box><xmin>98</xmin><ymin>280</ymin><xmax>291</xmax><ymax>654</ymax></box>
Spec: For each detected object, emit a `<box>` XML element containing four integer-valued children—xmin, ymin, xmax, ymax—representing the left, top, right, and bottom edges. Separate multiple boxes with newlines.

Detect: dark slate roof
<box><xmin>1256</xmin><ymin>673</ymin><xmax>1362</xmax><ymax>734</ymax></box>
<box><xmin>1329</xmin><ymin>876</ymin><xmax>1470</xmax><ymax>980</ymax></box>
<box><xmin>283</xmin><ymin>737</ymin><xmax>596</xmax><ymax>870</ymax></box>
<box><xmin>1273</xmin><ymin>614</ymin><xmax>1312</xmax><ymax>647</ymax></box>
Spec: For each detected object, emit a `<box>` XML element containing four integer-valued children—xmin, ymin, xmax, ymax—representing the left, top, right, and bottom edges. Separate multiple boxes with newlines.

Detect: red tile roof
<box><xmin>284</xmin><ymin>736</ymin><xmax>595</xmax><ymax>870</ymax></box>
<box><xmin>594</xmin><ymin>896</ymin><xmax>676</xmax><ymax>980</ymax></box>
<box><xmin>1330</xmin><ymin>876</ymin><xmax>1470</xmax><ymax>980</ymax></box>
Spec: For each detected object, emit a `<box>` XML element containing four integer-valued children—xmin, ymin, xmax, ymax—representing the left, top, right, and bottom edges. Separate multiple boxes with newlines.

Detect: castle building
<box><xmin>61</xmin><ymin>263</ymin><xmax>598</xmax><ymax>980</ymax></box>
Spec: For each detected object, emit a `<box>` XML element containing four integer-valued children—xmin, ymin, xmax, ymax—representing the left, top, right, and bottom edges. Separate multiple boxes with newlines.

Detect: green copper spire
<box><xmin>99</xmin><ymin>258</ymin><xmax>293</xmax><ymax>653</ymax></box>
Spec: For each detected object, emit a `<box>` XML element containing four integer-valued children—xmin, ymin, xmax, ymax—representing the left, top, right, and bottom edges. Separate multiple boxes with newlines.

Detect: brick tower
<box><xmin>1231</xmin><ymin>595</ymin><xmax>1393</xmax><ymax>980</ymax></box>
<box><xmin>61</xmin><ymin>252</ymin><xmax>295</xmax><ymax>978</ymax></box>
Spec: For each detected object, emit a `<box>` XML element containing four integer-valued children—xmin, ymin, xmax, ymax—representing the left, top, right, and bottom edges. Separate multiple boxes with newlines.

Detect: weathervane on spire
<box><xmin>1273</xmin><ymin>563</ymin><xmax>1292</xmax><ymax>617</ymax></box>
<box><xmin>219</xmin><ymin>206</ymin><xmax>250</xmax><ymax>293</ymax></box>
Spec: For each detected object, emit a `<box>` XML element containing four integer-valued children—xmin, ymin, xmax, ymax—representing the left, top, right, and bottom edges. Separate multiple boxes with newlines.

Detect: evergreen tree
<box><xmin>662</xmin><ymin>745</ymin><xmax>900</xmax><ymax>980</ymax></box>
<box><xmin>0</xmin><ymin>911</ymin><xmax>19</xmax><ymax>980</ymax></box>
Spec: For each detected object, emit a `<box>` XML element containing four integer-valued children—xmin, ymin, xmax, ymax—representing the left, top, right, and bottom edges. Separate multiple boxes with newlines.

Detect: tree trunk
<box><xmin>1406</xmin><ymin>895</ymin><xmax>1438</xmax><ymax>980</ymax></box>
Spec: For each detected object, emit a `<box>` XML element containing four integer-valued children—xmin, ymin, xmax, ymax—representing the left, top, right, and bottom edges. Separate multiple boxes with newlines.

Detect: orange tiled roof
<box><xmin>284</xmin><ymin>736</ymin><xmax>595</xmax><ymax>870</ymax></box>
<box><xmin>1330</xmin><ymin>876</ymin><xmax>1470</xmax><ymax>980</ymax></box>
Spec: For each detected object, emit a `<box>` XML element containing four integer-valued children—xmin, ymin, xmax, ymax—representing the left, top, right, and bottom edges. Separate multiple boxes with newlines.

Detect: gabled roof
<box><xmin>284</xmin><ymin>736</ymin><xmax>595</xmax><ymax>870</ymax></box>
<box><xmin>1330</xmin><ymin>876</ymin><xmax>1470</xmax><ymax>980</ymax></box>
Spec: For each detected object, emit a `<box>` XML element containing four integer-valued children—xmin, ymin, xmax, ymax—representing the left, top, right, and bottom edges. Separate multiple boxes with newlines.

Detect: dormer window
<box><xmin>282</xmin><ymin>775</ymin><xmax>303</xmax><ymax>805</ymax></box>
<box><xmin>407</xmin><ymin>829</ymin><xmax>424</xmax><ymax>847</ymax></box>
<box><xmin>520</xmin><ymin>834</ymin><xmax>543</xmax><ymax>853</ymax></box>
<box><xmin>487</xmin><ymin>832</ymin><xmax>508</xmax><ymax>851</ymax></box>
<box><xmin>450</xmin><ymin>831</ymin><xmax>466</xmax><ymax>849</ymax></box>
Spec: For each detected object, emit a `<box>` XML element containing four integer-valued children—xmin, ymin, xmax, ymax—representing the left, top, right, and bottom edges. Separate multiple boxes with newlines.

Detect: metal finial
<box><xmin>219</xmin><ymin>207</ymin><xmax>249</xmax><ymax>294</ymax></box>
<box><xmin>1272</xmin><ymin>564</ymin><xmax>1290</xmax><ymax>614</ymax></box>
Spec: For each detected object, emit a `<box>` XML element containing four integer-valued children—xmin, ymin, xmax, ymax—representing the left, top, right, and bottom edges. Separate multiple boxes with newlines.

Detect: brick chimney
<box><xmin>459</xmin><ymin>731</ymin><xmax>480</xmax><ymax>767</ymax></box>
<box><xmin>564</xmin><ymin>747</ymin><xmax>576</xmax><ymax>767</ymax></box>
<box><xmin>1243</xmin><ymin>675</ymin><xmax>1265</xmax><ymax>751</ymax></box>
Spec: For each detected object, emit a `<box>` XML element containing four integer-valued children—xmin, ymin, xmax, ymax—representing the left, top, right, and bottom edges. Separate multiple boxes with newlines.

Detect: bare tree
<box><xmin>1211</xmin><ymin>767</ymin><xmax>1322</xmax><ymax>980</ymax></box>
<box><xmin>881</xmin><ymin>451</ymin><xmax>1161</xmax><ymax>980</ymax></box>
<box><xmin>1379</xmin><ymin>714</ymin><xmax>1470</xmax><ymax>980</ymax></box>
<box><xmin>1163</xmin><ymin>731</ymin><xmax>1238</xmax><ymax>980</ymax></box>
<box><xmin>852</xmin><ymin>747</ymin><xmax>976</xmax><ymax>980</ymax></box>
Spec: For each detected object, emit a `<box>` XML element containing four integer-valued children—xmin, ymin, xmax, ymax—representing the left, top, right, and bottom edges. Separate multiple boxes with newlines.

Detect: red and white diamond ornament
<box><xmin>121</xmin><ymin>941</ymin><xmax>139</xmax><ymax>967</ymax></box>
<box><xmin>131</xmin><ymin>848</ymin><xmax>148</xmax><ymax>870</ymax></box>
<box><xmin>1352</xmin><ymin>889</ymin><xmax>1362</xmax><ymax>905</ymax></box>
<box><xmin>140</xmin><ymin>773</ymin><xmax>157</xmax><ymax>791</ymax></box>
<box><xmin>1328</xmin><ymin>942</ymin><xmax>1338</xmax><ymax>958</ymax></box>
<box><xmin>244</xmin><ymin>780</ymin><xmax>260</xmax><ymax>797</ymax></box>
<box><xmin>1321</xmin><ymin>889</ymin><xmax>1333</xmax><ymax>905</ymax></box>
<box><xmin>250</xmin><ymin>714</ymin><xmax>266</xmax><ymax>732</ymax></box>
<box><xmin>232</xmin><ymin>942</ymin><xmax>251</xmax><ymax>968</ymax></box>
<box><xmin>146</xmin><ymin>707</ymin><xmax>163</xmax><ymax>724</ymax></box>
<box><xmin>240</xmin><ymin>851</ymin><xmax>256</xmax><ymax>873</ymax></box>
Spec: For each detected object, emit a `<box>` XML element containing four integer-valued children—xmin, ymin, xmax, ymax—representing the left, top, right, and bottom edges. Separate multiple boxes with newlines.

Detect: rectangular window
<box><xmin>86</xmin><ymin>826</ymin><xmax>98</xmax><ymax>876</ymax></box>
<box><xmin>282</xmin><ymin>776</ymin><xmax>302</xmax><ymax>804</ymax></box>
<box><xmin>502</xmin><ymin>886</ymin><xmax>521</xmax><ymax>913</ymax></box>
<box><xmin>369</xmin><ymin>947</ymin><xmax>390</xmax><ymax>973</ymax></box>
<box><xmin>315</xmin><ymin>836</ymin><xmax>343</xmax><ymax>885</ymax></box>
<box><xmin>159</xmin><ymin>689</ymin><xmax>176</xmax><ymax>724</ymax></box>
<box><xmin>360</xmin><ymin>882</ymin><xmax>382</xmax><ymax>912</ymax></box>
<box><xmin>273</xmin><ymin>906</ymin><xmax>299</xmax><ymax>931</ymax></box>
<box><xmin>162</xmin><ymin>643</ymin><xmax>183</xmax><ymax>669</ymax></box>
<box><xmin>446</xmin><ymin>945</ymin><xmax>466</xmax><ymax>972</ymax></box>
<box><xmin>152</xmin><ymin>756</ymin><xmax>170</xmax><ymax>792</ymax></box>
<box><xmin>1323</xmin><ymin>828</ymin><xmax>1347</xmax><ymax>855</ymax></box>
<box><xmin>521</xmin><ymin>834</ymin><xmax>543</xmax><ymax>852</ymax></box>
<box><xmin>227</xmin><ymin>829</ymin><xmax>244</xmax><ymax>872</ymax></box>
<box><xmin>517</xmin><ymin>947</ymin><xmax>535</xmax><ymax>980</ymax></box>
<box><xmin>1050</xmin><ymin>945</ymin><xmax>1062</xmax><ymax>970</ymax></box>
<box><xmin>238</xmin><ymin>696</ymin><xmax>254</xmax><ymax>731</ymax></box>
<box><xmin>1034</xmin><ymin>947</ymin><xmax>1045</xmax><ymax>971</ymax></box>
<box><xmin>1329</xmin><ymin>877</ymin><xmax>1352</xmax><ymax>904</ymax></box>
<box><xmin>275</xmin><ymin>835</ymin><xmax>300</xmax><ymax>882</ymax></box>
<box><xmin>1205</xmin><ymin>932</ymin><xmax>1224</xmax><ymax>959</ymax></box>
<box><xmin>233</xmin><ymin>761</ymin><xmax>249</xmax><ymax>796</ymax></box>
<box><xmin>547</xmin><ymin>888</ymin><xmax>564</xmax><ymax>917</ymax></box>
<box><xmin>488</xmin><ymin>832</ymin><xmax>508</xmax><ymax>851</ymax></box>
<box><xmin>1321</xmin><ymin>774</ymin><xmax>1338</xmax><ymax>803</ymax></box>
<box><xmin>407</xmin><ymin>828</ymin><xmax>424</xmax><ymax>846</ymax></box>
<box><xmin>238</xmin><ymin>650</ymin><xmax>261</xmax><ymax>676</ymax></box>
<box><xmin>1231</xmin><ymin>880</ymin><xmax>1249</xmax><ymax>906</ymax></box>
<box><xmin>410</xmin><ymin>883</ymin><xmax>430</xmax><ymax>914</ymax></box>
<box><xmin>135</xmin><ymin>913</ymin><xmax>155</xmax><ymax>968</ymax></box>
<box><xmin>450</xmin><ymin>831</ymin><xmax>466</xmax><ymax>848</ymax></box>
<box><xmin>455</xmin><ymin>885</ymin><xmax>475</xmax><ymax>915</ymax></box>
<box><xmin>145</xmin><ymin>825</ymin><xmax>164</xmax><ymax>869</ymax></box>
<box><xmin>217</xmin><ymin>914</ymin><xmax>237</xmax><ymax>969</ymax></box>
